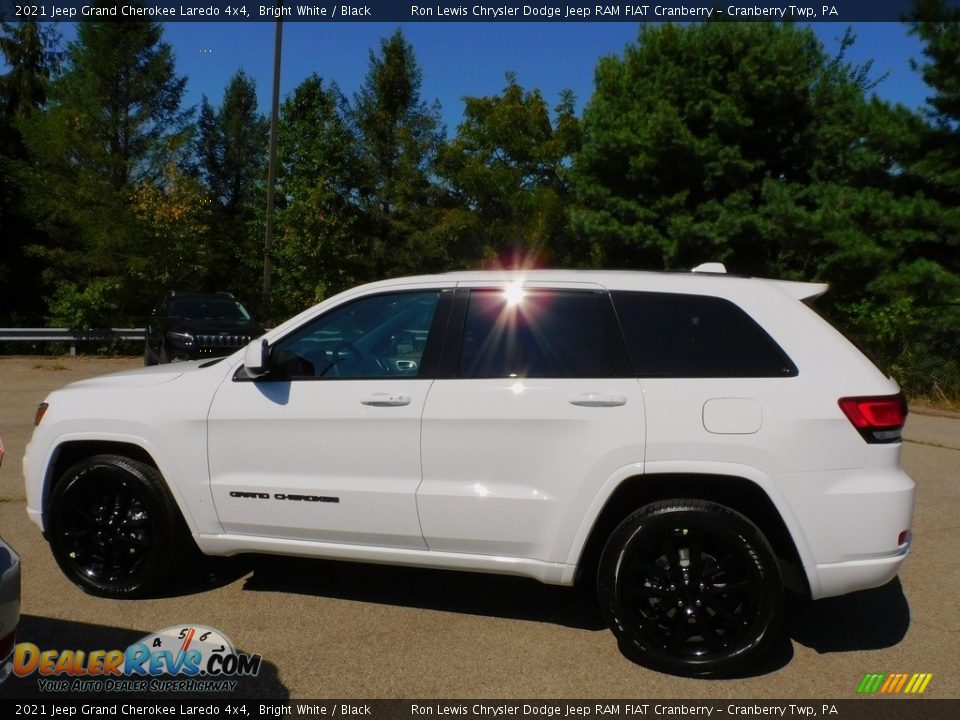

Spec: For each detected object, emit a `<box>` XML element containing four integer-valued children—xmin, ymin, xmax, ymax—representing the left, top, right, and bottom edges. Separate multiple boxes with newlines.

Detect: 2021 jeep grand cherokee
<box><xmin>23</xmin><ymin>269</ymin><xmax>914</xmax><ymax>676</ymax></box>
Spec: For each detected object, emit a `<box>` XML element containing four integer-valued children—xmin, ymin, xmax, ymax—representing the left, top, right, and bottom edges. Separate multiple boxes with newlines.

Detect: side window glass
<box><xmin>611</xmin><ymin>291</ymin><xmax>797</xmax><ymax>378</ymax></box>
<box><xmin>459</xmin><ymin>289</ymin><xmax>631</xmax><ymax>378</ymax></box>
<box><xmin>271</xmin><ymin>291</ymin><xmax>441</xmax><ymax>379</ymax></box>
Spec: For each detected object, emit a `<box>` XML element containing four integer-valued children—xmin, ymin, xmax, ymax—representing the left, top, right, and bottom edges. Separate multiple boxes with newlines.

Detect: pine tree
<box><xmin>195</xmin><ymin>70</ymin><xmax>268</xmax><ymax>296</ymax></box>
<box><xmin>353</xmin><ymin>30</ymin><xmax>445</xmax><ymax>276</ymax></box>
<box><xmin>272</xmin><ymin>74</ymin><xmax>365</xmax><ymax>317</ymax></box>
<box><xmin>0</xmin><ymin>21</ymin><xmax>62</xmax><ymax>324</ymax></box>
<box><xmin>17</xmin><ymin>14</ymin><xmax>193</xmax><ymax>326</ymax></box>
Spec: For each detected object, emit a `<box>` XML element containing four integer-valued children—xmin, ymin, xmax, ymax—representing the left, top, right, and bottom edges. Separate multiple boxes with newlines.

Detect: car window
<box><xmin>168</xmin><ymin>297</ymin><xmax>251</xmax><ymax>321</ymax></box>
<box><xmin>611</xmin><ymin>291</ymin><xmax>798</xmax><ymax>378</ymax></box>
<box><xmin>458</xmin><ymin>289</ymin><xmax>631</xmax><ymax>378</ymax></box>
<box><xmin>271</xmin><ymin>291</ymin><xmax>441</xmax><ymax>379</ymax></box>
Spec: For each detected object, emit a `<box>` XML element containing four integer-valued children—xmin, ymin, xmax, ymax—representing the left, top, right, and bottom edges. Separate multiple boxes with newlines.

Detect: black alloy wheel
<box><xmin>48</xmin><ymin>454</ymin><xmax>187</xmax><ymax>598</ymax></box>
<box><xmin>598</xmin><ymin>500</ymin><xmax>783</xmax><ymax>677</ymax></box>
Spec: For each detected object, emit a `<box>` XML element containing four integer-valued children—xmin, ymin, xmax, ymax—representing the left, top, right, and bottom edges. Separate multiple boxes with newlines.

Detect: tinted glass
<box><xmin>459</xmin><ymin>290</ymin><xmax>631</xmax><ymax>378</ymax></box>
<box><xmin>168</xmin><ymin>297</ymin><xmax>251</xmax><ymax>321</ymax></box>
<box><xmin>612</xmin><ymin>291</ymin><xmax>797</xmax><ymax>378</ymax></box>
<box><xmin>272</xmin><ymin>291</ymin><xmax>440</xmax><ymax>379</ymax></box>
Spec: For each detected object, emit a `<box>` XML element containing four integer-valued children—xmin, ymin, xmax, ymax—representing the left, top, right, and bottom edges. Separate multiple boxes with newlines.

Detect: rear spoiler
<box><xmin>770</xmin><ymin>280</ymin><xmax>829</xmax><ymax>301</ymax></box>
<box><xmin>690</xmin><ymin>263</ymin><xmax>829</xmax><ymax>301</ymax></box>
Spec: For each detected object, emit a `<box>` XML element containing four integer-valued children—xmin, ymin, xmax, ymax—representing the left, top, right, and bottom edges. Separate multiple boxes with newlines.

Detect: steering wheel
<box><xmin>318</xmin><ymin>341</ymin><xmax>365</xmax><ymax>377</ymax></box>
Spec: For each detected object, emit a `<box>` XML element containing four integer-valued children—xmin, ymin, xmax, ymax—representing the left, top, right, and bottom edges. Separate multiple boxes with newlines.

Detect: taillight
<box><xmin>838</xmin><ymin>394</ymin><xmax>907</xmax><ymax>443</ymax></box>
<box><xmin>35</xmin><ymin>402</ymin><xmax>49</xmax><ymax>426</ymax></box>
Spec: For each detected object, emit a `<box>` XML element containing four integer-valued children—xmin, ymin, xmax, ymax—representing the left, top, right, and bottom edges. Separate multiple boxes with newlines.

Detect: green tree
<box><xmin>891</xmin><ymin>0</ymin><xmax>960</xmax><ymax>400</ymax></box>
<box><xmin>572</xmin><ymin>22</ymin><xmax>847</xmax><ymax>272</ymax></box>
<box><xmin>196</xmin><ymin>69</ymin><xmax>268</xmax><ymax>296</ymax></box>
<box><xmin>0</xmin><ymin>20</ymin><xmax>61</xmax><ymax>119</ymax></box>
<box><xmin>353</xmin><ymin>30</ymin><xmax>446</xmax><ymax>276</ymax></box>
<box><xmin>0</xmin><ymin>21</ymin><xmax>62</xmax><ymax>325</ymax></box>
<box><xmin>437</xmin><ymin>73</ymin><xmax>580</xmax><ymax>267</ymax></box>
<box><xmin>16</xmin><ymin>14</ymin><xmax>192</xmax><ymax>327</ymax></box>
<box><xmin>272</xmin><ymin>74</ymin><xmax>365</xmax><ymax>318</ymax></box>
<box><xmin>909</xmin><ymin>0</ymin><xmax>960</xmax><ymax>236</ymax></box>
<box><xmin>572</xmin><ymin>21</ymin><xmax>960</xmax><ymax>400</ymax></box>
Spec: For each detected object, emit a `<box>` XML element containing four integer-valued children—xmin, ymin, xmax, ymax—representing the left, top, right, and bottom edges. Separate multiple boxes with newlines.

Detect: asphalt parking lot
<box><xmin>0</xmin><ymin>356</ymin><xmax>958</xmax><ymax>699</ymax></box>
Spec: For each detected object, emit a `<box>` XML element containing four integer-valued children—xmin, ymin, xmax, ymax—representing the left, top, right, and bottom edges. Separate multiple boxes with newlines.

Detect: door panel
<box><xmin>207</xmin><ymin>287</ymin><xmax>447</xmax><ymax>549</ymax></box>
<box><xmin>418</xmin><ymin>287</ymin><xmax>645</xmax><ymax>563</ymax></box>
<box><xmin>208</xmin><ymin>378</ymin><xmax>432</xmax><ymax>548</ymax></box>
<box><xmin>419</xmin><ymin>377</ymin><xmax>644</xmax><ymax>561</ymax></box>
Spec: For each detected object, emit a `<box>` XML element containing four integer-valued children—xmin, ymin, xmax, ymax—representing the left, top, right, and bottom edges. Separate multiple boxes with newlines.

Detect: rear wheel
<box><xmin>47</xmin><ymin>454</ymin><xmax>189</xmax><ymax>598</ymax></box>
<box><xmin>598</xmin><ymin>500</ymin><xmax>783</xmax><ymax>677</ymax></box>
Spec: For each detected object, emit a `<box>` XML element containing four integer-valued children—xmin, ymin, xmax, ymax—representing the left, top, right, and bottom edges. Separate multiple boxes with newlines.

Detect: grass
<box><xmin>32</xmin><ymin>361</ymin><xmax>69</xmax><ymax>371</ymax></box>
<box><xmin>909</xmin><ymin>391</ymin><xmax>960</xmax><ymax>415</ymax></box>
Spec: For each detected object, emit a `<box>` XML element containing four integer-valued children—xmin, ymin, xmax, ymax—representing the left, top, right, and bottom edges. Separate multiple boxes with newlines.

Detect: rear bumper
<box><xmin>811</xmin><ymin>544</ymin><xmax>910</xmax><ymax>599</ymax></box>
<box><xmin>776</xmin><ymin>460</ymin><xmax>915</xmax><ymax>600</ymax></box>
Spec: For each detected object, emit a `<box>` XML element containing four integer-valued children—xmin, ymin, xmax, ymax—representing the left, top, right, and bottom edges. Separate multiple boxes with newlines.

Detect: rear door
<box><xmin>418</xmin><ymin>284</ymin><xmax>646</xmax><ymax>563</ymax></box>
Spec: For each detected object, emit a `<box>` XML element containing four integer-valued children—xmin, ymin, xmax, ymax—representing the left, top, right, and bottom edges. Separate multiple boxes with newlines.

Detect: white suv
<box><xmin>23</xmin><ymin>269</ymin><xmax>914</xmax><ymax>676</ymax></box>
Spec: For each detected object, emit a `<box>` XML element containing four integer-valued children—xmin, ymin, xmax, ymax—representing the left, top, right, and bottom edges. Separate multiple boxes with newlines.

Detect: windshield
<box><xmin>167</xmin><ymin>297</ymin><xmax>252</xmax><ymax>321</ymax></box>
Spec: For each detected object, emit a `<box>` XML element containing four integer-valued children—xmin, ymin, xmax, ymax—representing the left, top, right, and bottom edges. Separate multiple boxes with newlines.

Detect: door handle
<box><xmin>569</xmin><ymin>393</ymin><xmax>627</xmax><ymax>408</ymax></box>
<box><xmin>361</xmin><ymin>393</ymin><xmax>411</xmax><ymax>407</ymax></box>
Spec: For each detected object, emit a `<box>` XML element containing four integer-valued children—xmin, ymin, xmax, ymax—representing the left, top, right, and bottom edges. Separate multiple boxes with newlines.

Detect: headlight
<box><xmin>165</xmin><ymin>331</ymin><xmax>196</xmax><ymax>348</ymax></box>
<box><xmin>35</xmin><ymin>402</ymin><xmax>49</xmax><ymax>426</ymax></box>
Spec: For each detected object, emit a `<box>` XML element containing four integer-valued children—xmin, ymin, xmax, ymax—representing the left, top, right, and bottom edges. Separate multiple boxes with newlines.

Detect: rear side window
<box><xmin>611</xmin><ymin>291</ymin><xmax>797</xmax><ymax>378</ymax></box>
<box><xmin>459</xmin><ymin>289</ymin><xmax>631</xmax><ymax>378</ymax></box>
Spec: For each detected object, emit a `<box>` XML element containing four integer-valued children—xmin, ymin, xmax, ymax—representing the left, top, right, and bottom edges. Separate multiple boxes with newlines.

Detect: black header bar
<box><xmin>1</xmin><ymin>0</ymin><xmax>958</xmax><ymax>24</ymax></box>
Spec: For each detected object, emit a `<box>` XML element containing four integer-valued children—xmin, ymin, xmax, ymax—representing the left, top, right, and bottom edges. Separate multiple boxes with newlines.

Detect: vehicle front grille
<box><xmin>196</xmin><ymin>334</ymin><xmax>253</xmax><ymax>349</ymax></box>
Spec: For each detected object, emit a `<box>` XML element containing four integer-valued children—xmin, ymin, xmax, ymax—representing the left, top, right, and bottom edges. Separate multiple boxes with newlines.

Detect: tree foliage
<box><xmin>353</xmin><ymin>29</ymin><xmax>446</xmax><ymax>276</ymax></box>
<box><xmin>572</xmin><ymin>20</ymin><xmax>959</xmax><ymax>400</ymax></box>
<box><xmin>437</xmin><ymin>73</ymin><xmax>580</xmax><ymax>266</ymax></box>
<box><xmin>14</xmin><ymin>16</ymin><xmax>192</xmax><ymax>326</ymax></box>
<box><xmin>195</xmin><ymin>69</ymin><xmax>268</xmax><ymax>296</ymax></box>
<box><xmin>0</xmin><ymin>21</ymin><xmax>62</xmax><ymax>324</ymax></box>
<box><xmin>272</xmin><ymin>74</ymin><xmax>364</xmax><ymax>318</ymax></box>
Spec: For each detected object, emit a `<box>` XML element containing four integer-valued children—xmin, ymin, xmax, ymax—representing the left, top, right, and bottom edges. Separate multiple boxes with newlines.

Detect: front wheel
<box><xmin>47</xmin><ymin>454</ymin><xmax>189</xmax><ymax>598</ymax></box>
<box><xmin>598</xmin><ymin>500</ymin><xmax>783</xmax><ymax>677</ymax></box>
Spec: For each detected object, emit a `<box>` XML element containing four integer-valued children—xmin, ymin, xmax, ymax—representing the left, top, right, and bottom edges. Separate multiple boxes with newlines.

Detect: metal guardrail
<box><xmin>0</xmin><ymin>328</ymin><xmax>145</xmax><ymax>355</ymax></box>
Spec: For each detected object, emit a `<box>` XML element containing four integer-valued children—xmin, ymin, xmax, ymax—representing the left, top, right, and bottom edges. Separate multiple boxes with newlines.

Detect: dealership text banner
<box><xmin>2</xmin><ymin>0</ymin><xmax>958</xmax><ymax>23</ymax></box>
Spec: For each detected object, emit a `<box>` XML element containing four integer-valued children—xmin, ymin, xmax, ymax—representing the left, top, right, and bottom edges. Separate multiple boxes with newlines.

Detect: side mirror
<box><xmin>243</xmin><ymin>338</ymin><xmax>270</xmax><ymax>377</ymax></box>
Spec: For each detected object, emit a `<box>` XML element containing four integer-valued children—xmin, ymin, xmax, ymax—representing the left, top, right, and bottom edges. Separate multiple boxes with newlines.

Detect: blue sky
<box><xmin>26</xmin><ymin>22</ymin><xmax>934</xmax><ymax>131</ymax></box>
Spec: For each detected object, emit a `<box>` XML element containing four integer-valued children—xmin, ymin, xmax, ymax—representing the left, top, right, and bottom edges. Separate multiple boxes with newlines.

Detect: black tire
<box><xmin>47</xmin><ymin>454</ymin><xmax>189</xmax><ymax>598</ymax></box>
<box><xmin>598</xmin><ymin>499</ymin><xmax>783</xmax><ymax>677</ymax></box>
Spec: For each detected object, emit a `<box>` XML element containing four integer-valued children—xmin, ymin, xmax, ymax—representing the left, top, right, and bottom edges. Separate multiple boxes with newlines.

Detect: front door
<box><xmin>207</xmin><ymin>286</ymin><xmax>449</xmax><ymax>549</ymax></box>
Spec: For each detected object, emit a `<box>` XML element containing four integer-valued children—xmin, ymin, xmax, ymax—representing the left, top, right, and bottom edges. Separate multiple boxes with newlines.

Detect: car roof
<box><xmin>355</xmin><ymin>269</ymin><xmax>828</xmax><ymax>302</ymax></box>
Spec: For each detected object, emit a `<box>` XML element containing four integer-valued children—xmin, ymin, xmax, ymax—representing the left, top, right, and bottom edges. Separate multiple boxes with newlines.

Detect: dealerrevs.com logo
<box><xmin>13</xmin><ymin>625</ymin><xmax>261</xmax><ymax>693</ymax></box>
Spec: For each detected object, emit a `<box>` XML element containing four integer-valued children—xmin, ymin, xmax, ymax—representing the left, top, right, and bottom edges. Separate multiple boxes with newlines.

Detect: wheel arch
<box><xmin>41</xmin><ymin>438</ymin><xmax>197</xmax><ymax>536</ymax></box>
<box><xmin>570</xmin><ymin>469</ymin><xmax>811</xmax><ymax>597</ymax></box>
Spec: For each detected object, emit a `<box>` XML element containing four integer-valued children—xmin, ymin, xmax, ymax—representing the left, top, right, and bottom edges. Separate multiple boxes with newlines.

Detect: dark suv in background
<box><xmin>144</xmin><ymin>292</ymin><xmax>263</xmax><ymax>365</ymax></box>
